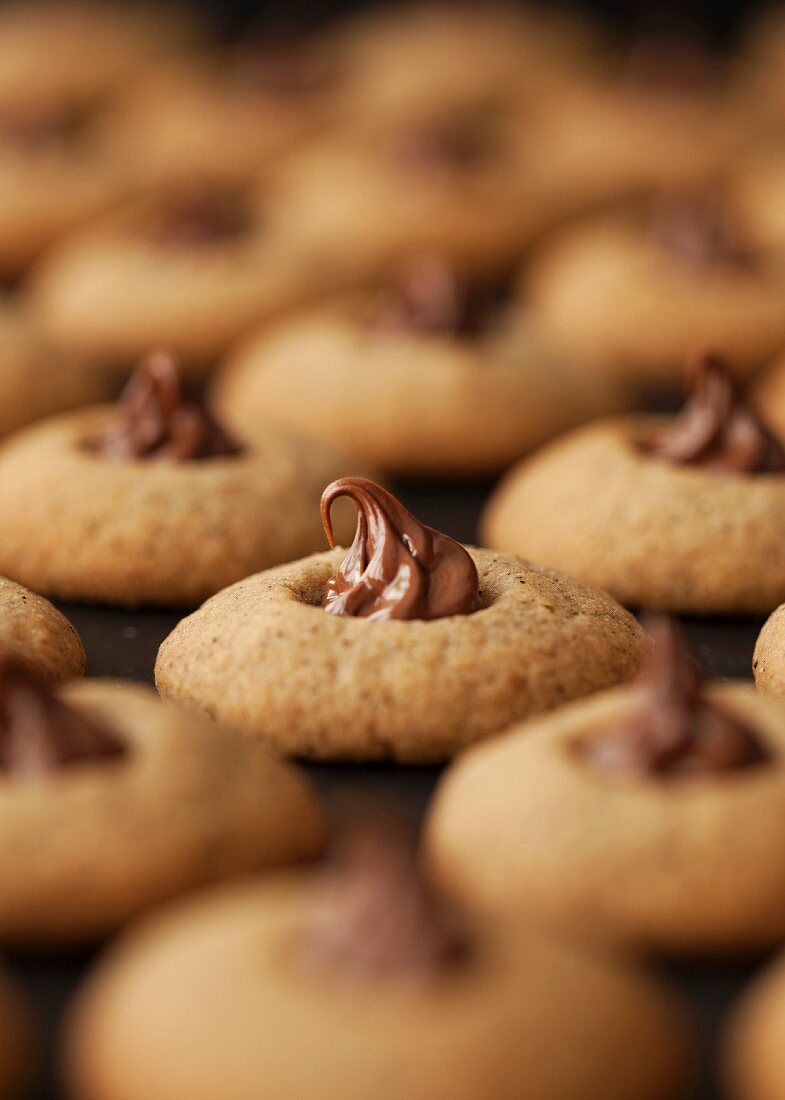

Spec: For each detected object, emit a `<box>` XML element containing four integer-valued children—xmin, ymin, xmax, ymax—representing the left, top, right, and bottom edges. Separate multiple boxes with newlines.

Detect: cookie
<box><xmin>0</xmin><ymin>576</ymin><xmax>84</xmax><ymax>682</ymax></box>
<box><xmin>0</xmin><ymin>665</ymin><xmax>323</xmax><ymax>944</ymax></box>
<box><xmin>726</xmin><ymin>949</ymin><xmax>785</xmax><ymax>1100</ymax></box>
<box><xmin>0</xmin><ymin>99</ymin><xmax>131</xmax><ymax>274</ymax></box>
<box><xmin>754</xmin><ymin>605</ymin><xmax>785</xmax><ymax>697</ymax></box>
<box><xmin>0</xmin><ymin>351</ymin><xmax>371</xmax><ymax>607</ymax></box>
<box><xmin>156</xmin><ymin>478</ymin><xmax>644</xmax><ymax>762</ymax></box>
<box><xmin>526</xmin><ymin>200</ymin><xmax>785</xmax><ymax>384</ymax></box>
<box><xmin>335</xmin><ymin>1</ymin><xmax>604</xmax><ymax>128</ymax></box>
<box><xmin>427</xmin><ymin>617</ymin><xmax>785</xmax><ymax>953</ymax></box>
<box><xmin>484</xmin><ymin>353</ymin><xmax>785</xmax><ymax>613</ymax></box>
<box><xmin>532</xmin><ymin>38</ymin><xmax>743</xmax><ymax>208</ymax></box>
<box><xmin>64</xmin><ymin>816</ymin><xmax>692</xmax><ymax>1100</ymax></box>
<box><xmin>107</xmin><ymin>33</ymin><xmax>343</xmax><ymax>189</ymax></box>
<box><xmin>0</xmin><ymin>298</ymin><xmax>111</xmax><ymax>436</ymax></box>
<box><xmin>0</xmin><ymin>970</ymin><xmax>33</xmax><ymax>1100</ymax></box>
<box><xmin>27</xmin><ymin>182</ymin><xmax>322</xmax><ymax>373</ymax></box>
<box><xmin>0</xmin><ymin>1</ymin><xmax>201</xmax><ymax>113</ymax></box>
<box><xmin>213</xmin><ymin>256</ymin><xmax>630</xmax><ymax>477</ymax></box>
<box><xmin>274</xmin><ymin>100</ymin><xmax>559</xmax><ymax>285</ymax></box>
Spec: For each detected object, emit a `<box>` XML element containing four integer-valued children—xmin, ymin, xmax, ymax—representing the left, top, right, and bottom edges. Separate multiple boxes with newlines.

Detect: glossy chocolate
<box><xmin>321</xmin><ymin>477</ymin><xmax>479</xmax><ymax>622</ymax></box>
<box><xmin>575</xmin><ymin>617</ymin><xmax>769</xmax><ymax>779</ymax></box>
<box><xmin>651</xmin><ymin>352</ymin><xmax>785</xmax><ymax>473</ymax></box>
<box><xmin>89</xmin><ymin>350</ymin><xmax>240</xmax><ymax>462</ymax></box>
<box><xmin>0</xmin><ymin>663</ymin><xmax>126</xmax><ymax>777</ymax></box>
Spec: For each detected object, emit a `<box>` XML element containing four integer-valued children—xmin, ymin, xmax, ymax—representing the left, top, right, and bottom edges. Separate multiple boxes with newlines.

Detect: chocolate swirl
<box><xmin>141</xmin><ymin>188</ymin><xmax>252</xmax><ymax>249</ymax></box>
<box><xmin>298</xmin><ymin>814</ymin><xmax>469</xmax><ymax>986</ymax></box>
<box><xmin>650</xmin><ymin>352</ymin><xmax>785</xmax><ymax>473</ymax></box>
<box><xmin>371</xmin><ymin>255</ymin><xmax>507</xmax><ymax>338</ymax></box>
<box><xmin>321</xmin><ymin>478</ymin><xmax>479</xmax><ymax>622</ymax></box>
<box><xmin>574</xmin><ymin>617</ymin><xmax>769</xmax><ymax>779</ymax></box>
<box><xmin>0</xmin><ymin>662</ymin><xmax>126</xmax><ymax>777</ymax></box>
<box><xmin>89</xmin><ymin>350</ymin><xmax>241</xmax><ymax>462</ymax></box>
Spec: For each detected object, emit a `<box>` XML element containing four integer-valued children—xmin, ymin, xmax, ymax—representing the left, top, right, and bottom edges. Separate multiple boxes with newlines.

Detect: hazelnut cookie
<box><xmin>156</xmin><ymin>478</ymin><xmax>644</xmax><ymax>761</ymax></box>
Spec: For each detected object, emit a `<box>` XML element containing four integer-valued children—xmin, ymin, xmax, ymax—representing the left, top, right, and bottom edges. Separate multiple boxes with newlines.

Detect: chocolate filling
<box><xmin>0</xmin><ymin>104</ymin><xmax>88</xmax><ymax>156</ymax></box>
<box><xmin>650</xmin><ymin>352</ymin><xmax>785</xmax><ymax>473</ymax></box>
<box><xmin>371</xmin><ymin>255</ymin><xmax>510</xmax><ymax>338</ymax></box>
<box><xmin>297</xmin><ymin>815</ymin><xmax>469</xmax><ymax>985</ymax></box>
<box><xmin>140</xmin><ymin>188</ymin><xmax>253</xmax><ymax>249</ymax></box>
<box><xmin>574</xmin><ymin>617</ymin><xmax>769</xmax><ymax>779</ymax></box>
<box><xmin>321</xmin><ymin>477</ymin><xmax>479</xmax><ymax>622</ymax></box>
<box><xmin>0</xmin><ymin>662</ymin><xmax>126</xmax><ymax>777</ymax></box>
<box><xmin>653</xmin><ymin>197</ymin><xmax>757</xmax><ymax>271</ymax></box>
<box><xmin>88</xmin><ymin>350</ymin><xmax>241</xmax><ymax>462</ymax></box>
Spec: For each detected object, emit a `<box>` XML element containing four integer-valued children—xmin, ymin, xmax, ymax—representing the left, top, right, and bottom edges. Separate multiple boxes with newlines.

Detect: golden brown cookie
<box><xmin>532</xmin><ymin>40</ymin><xmax>744</xmax><ymax>208</ymax></box>
<box><xmin>484</xmin><ymin>355</ymin><xmax>785</xmax><ymax>613</ymax></box>
<box><xmin>273</xmin><ymin>101</ymin><xmax>559</xmax><ymax>285</ymax></box>
<box><xmin>64</xmin><ymin>825</ymin><xmax>692</xmax><ymax>1100</ymax></box>
<box><xmin>0</xmin><ymin>1</ymin><xmax>201</xmax><ymax>113</ymax></box>
<box><xmin>0</xmin><ymin>969</ymin><xmax>33</xmax><ymax>1100</ymax></box>
<box><xmin>0</xmin><ymin>671</ymin><xmax>323</xmax><ymax>945</ymax></box>
<box><xmin>526</xmin><ymin>202</ymin><xmax>785</xmax><ymax>384</ymax></box>
<box><xmin>27</xmin><ymin>183</ymin><xmax>323</xmax><ymax>373</ymax></box>
<box><xmin>335</xmin><ymin>0</ymin><xmax>605</xmax><ymax>128</ymax></box>
<box><xmin>106</xmin><ymin>33</ymin><xmax>344</xmax><ymax>190</ymax></box>
<box><xmin>0</xmin><ymin>353</ymin><xmax>371</xmax><ymax>607</ymax></box>
<box><xmin>754</xmin><ymin>605</ymin><xmax>785</xmax><ymax>697</ymax></box>
<box><xmin>156</xmin><ymin>484</ymin><xmax>644</xmax><ymax>762</ymax></box>
<box><xmin>0</xmin><ymin>99</ymin><xmax>131</xmax><ymax>275</ymax></box>
<box><xmin>213</xmin><ymin>259</ymin><xmax>630</xmax><ymax>477</ymax></box>
<box><xmin>726</xmin><ymin>949</ymin><xmax>785</xmax><ymax>1100</ymax></box>
<box><xmin>428</xmin><ymin>621</ymin><xmax>785</xmax><ymax>953</ymax></box>
<box><xmin>0</xmin><ymin>576</ymin><xmax>84</xmax><ymax>682</ymax></box>
<box><xmin>0</xmin><ymin>298</ymin><xmax>111</xmax><ymax>435</ymax></box>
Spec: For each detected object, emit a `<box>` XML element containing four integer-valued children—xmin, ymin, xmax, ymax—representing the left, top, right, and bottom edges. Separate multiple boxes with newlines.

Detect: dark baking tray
<box><xmin>6</xmin><ymin>478</ymin><xmax>766</xmax><ymax>1100</ymax></box>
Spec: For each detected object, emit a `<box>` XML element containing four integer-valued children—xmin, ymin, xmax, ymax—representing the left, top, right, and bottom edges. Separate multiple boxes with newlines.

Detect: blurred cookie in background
<box><xmin>214</xmin><ymin>254</ymin><xmax>631</xmax><ymax>477</ymax></box>
<box><xmin>334</xmin><ymin>1</ymin><xmax>607</xmax><ymax>128</ymax></box>
<box><xmin>0</xmin><ymin>99</ymin><xmax>132</xmax><ymax>276</ymax></box>
<box><xmin>273</xmin><ymin>100</ymin><xmax>565</xmax><ymax>286</ymax></box>
<box><xmin>525</xmin><ymin>193</ymin><xmax>785</xmax><ymax>386</ymax></box>
<box><xmin>532</xmin><ymin>33</ymin><xmax>746</xmax><ymax>208</ymax></box>
<box><xmin>0</xmin><ymin>1</ymin><xmax>203</xmax><ymax>114</ymax></box>
<box><xmin>26</xmin><ymin>181</ymin><xmax>327</xmax><ymax>374</ymax></box>
<box><xmin>483</xmin><ymin>353</ymin><xmax>785</xmax><ymax>614</ymax></box>
<box><xmin>0</xmin><ymin>296</ymin><xmax>111</xmax><ymax>436</ymax></box>
<box><xmin>104</xmin><ymin>29</ymin><xmax>354</xmax><ymax>189</ymax></box>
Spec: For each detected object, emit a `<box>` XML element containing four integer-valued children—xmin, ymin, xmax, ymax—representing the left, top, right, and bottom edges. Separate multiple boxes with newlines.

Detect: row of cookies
<box><xmin>0</xmin><ymin>502</ymin><xmax>687</xmax><ymax>1100</ymax></box>
<box><xmin>4</xmin><ymin>478</ymin><xmax>785</xmax><ymax>1097</ymax></box>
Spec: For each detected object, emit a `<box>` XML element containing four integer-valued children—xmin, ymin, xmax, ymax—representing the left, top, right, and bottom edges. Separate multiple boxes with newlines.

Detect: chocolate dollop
<box><xmin>574</xmin><ymin>617</ymin><xmax>769</xmax><ymax>779</ymax></box>
<box><xmin>372</xmin><ymin>255</ymin><xmax>507</xmax><ymax>338</ymax></box>
<box><xmin>141</xmin><ymin>187</ymin><xmax>252</xmax><ymax>249</ymax></box>
<box><xmin>321</xmin><ymin>477</ymin><xmax>480</xmax><ymax>622</ymax></box>
<box><xmin>89</xmin><ymin>350</ymin><xmax>241</xmax><ymax>462</ymax></box>
<box><xmin>650</xmin><ymin>352</ymin><xmax>785</xmax><ymax>473</ymax></box>
<box><xmin>387</xmin><ymin>109</ymin><xmax>495</xmax><ymax>175</ymax></box>
<box><xmin>653</xmin><ymin>197</ymin><xmax>756</xmax><ymax>271</ymax></box>
<box><xmin>298</xmin><ymin>815</ymin><xmax>469</xmax><ymax>986</ymax></box>
<box><xmin>0</xmin><ymin>662</ymin><xmax>126</xmax><ymax>777</ymax></box>
<box><xmin>234</xmin><ymin>33</ymin><xmax>337</xmax><ymax>100</ymax></box>
<box><xmin>0</xmin><ymin>104</ymin><xmax>86</xmax><ymax>155</ymax></box>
